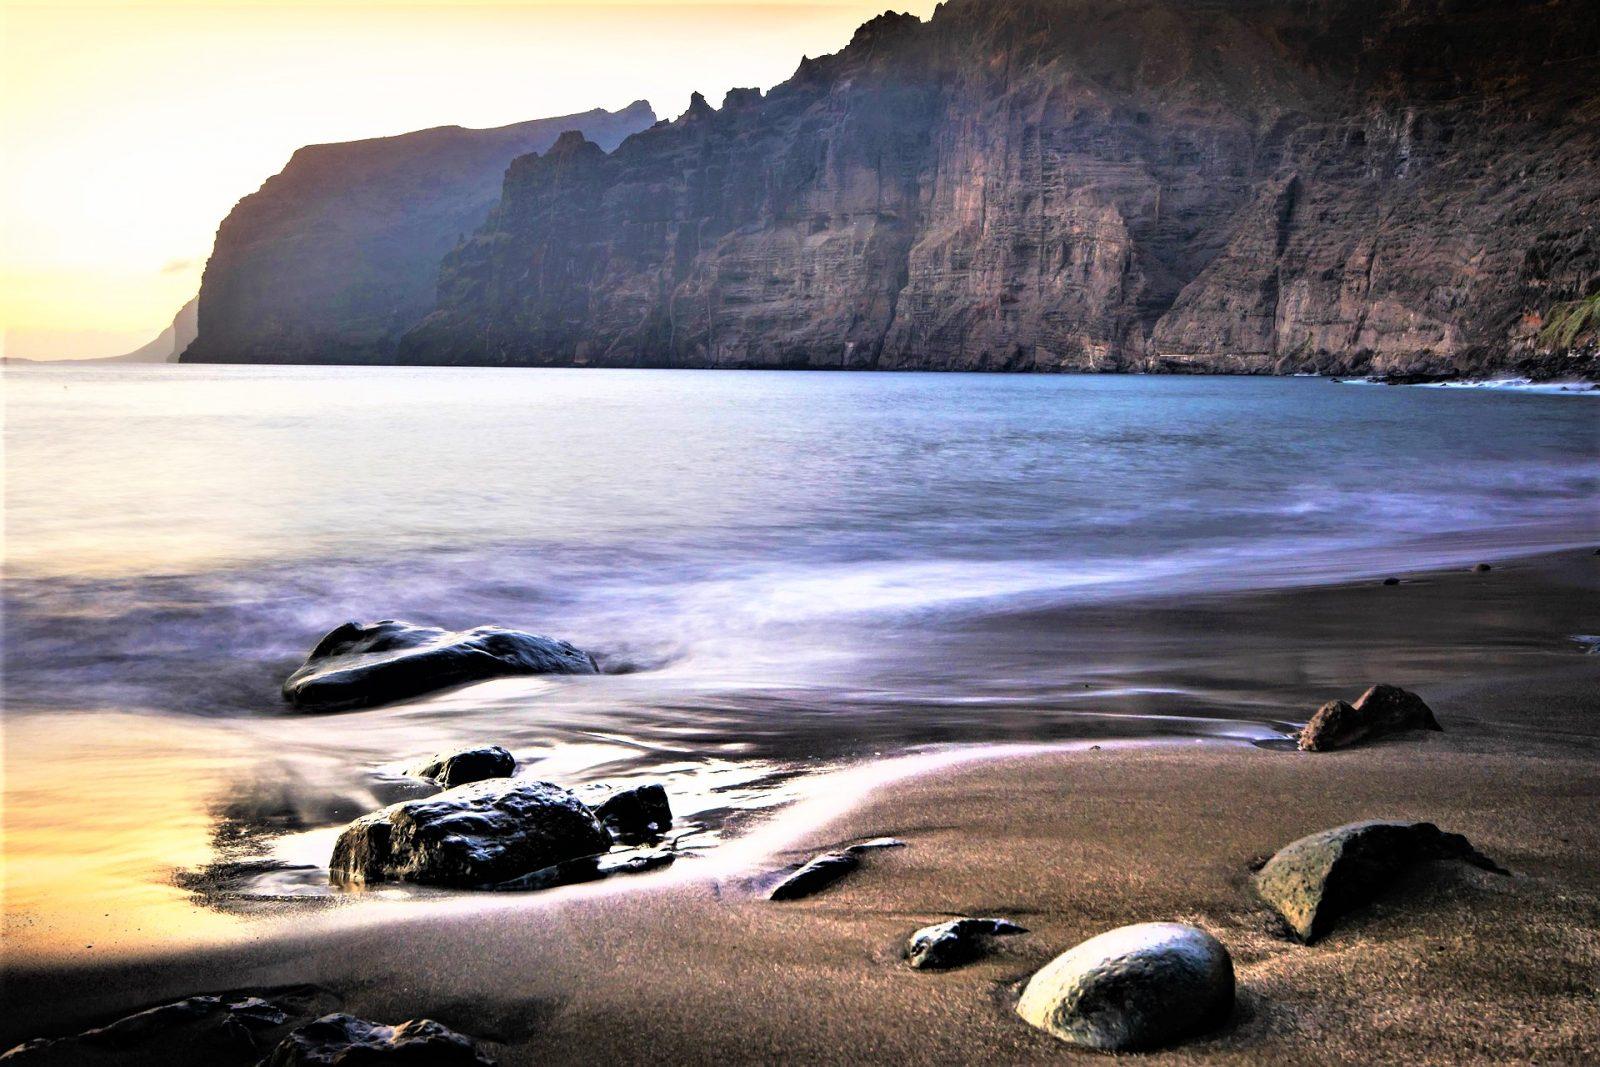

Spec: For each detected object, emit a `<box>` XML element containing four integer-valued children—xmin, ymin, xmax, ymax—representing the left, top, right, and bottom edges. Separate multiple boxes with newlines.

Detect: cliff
<box><xmin>399</xmin><ymin>0</ymin><xmax>1600</xmax><ymax>378</ymax></box>
<box><xmin>181</xmin><ymin>101</ymin><xmax>656</xmax><ymax>364</ymax></box>
<box><xmin>105</xmin><ymin>297</ymin><xmax>198</xmax><ymax>363</ymax></box>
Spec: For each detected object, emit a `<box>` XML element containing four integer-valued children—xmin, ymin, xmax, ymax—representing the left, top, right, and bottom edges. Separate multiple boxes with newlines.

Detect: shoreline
<box><xmin>11</xmin><ymin>359</ymin><xmax>1599</xmax><ymax>388</ymax></box>
<box><xmin>4</xmin><ymin>552</ymin><xmax>1598</xmax><ymax>1061</ymax></box>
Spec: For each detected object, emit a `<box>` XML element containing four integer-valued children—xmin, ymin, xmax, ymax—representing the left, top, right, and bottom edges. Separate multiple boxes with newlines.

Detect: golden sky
<box><xmin>1</xmin><ymin>1</ymin><xmax>937</xmax><ymax>360</ymax></box>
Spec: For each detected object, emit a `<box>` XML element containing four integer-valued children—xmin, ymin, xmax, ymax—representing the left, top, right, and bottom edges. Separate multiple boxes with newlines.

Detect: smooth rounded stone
<box><xmin>1381</xmin><ymin>576</ymin><xmax>1401</xmax><ymax>586</ymax></box>
<box><xmin>1472</xmin><ymin>562</ymin><xmax>1493</xmax><ymax>572</ymax></box>
<box><xmin>1016</xmin><ymin>922</ymin><xmax>1235</xmax><ymax>1051</ymax></box>
<box><xmin>907</xmin><ymin>917</ymin><xmax>1027</xmax><ymax>970</ymax></box>
<box><xmin>409</xmin><ymin>745</ymin><xmax>515</xmax><ymax>788</ymax></box>
<box><xmin>593</xmin><ymin>783</ymin><xmax>672</xmax><ymax>841</ymax></box>
<box><xmin>1298</xmin><ymin>683</ymin><xmax>1442</xmax><ymax>751</ymax></box>
<box><xmin>283</xmin><ymin>619</ymin><xmax>598</xmax><ymax>711</ymax></box>
<box><xmin>260</xmin><ymin>1014</ymin><xmax>493</xmax><ymax>1066</ymax></box>
<box><xmin>1255</xmin><ymin>820</ymin><xmax>1506</xmax><ymax>942</ymax></box>
<box><xmin>329</xmin><ymin>778</ymin><xmax>611</xmax><ymax>889</ymax></box>
<box><xmin>768</xmin><ymin>851</ymin><xmax>859</xmax><ymax>901</ymax></box>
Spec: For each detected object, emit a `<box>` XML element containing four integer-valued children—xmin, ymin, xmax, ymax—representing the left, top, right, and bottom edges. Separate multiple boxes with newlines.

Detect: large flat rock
<box><xmin>283</xmin><ymin>620</ymin><xmax>597</xmax><ymax>711</ymax></box>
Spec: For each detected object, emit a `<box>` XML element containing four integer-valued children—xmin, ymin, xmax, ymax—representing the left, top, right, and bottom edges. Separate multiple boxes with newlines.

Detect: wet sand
<box><xmin>4</xmin><ymin>552</ymin><xmax>1598</xmax><ymax>1063</ymax></box>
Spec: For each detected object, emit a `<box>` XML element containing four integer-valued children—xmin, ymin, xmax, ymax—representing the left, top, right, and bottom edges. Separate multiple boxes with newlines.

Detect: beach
<box><xmin>5</xmin><ymin>550</ymin><xmax>1597</xmax><ymax>1063</ymax></box>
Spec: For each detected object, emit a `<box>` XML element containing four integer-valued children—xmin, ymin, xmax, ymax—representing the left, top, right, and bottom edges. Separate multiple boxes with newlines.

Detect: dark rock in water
<box><xmin>1016</xmin><ymin>922</ymin><xmax>1234</xmax><ymax>1050</ymax></box>
<box><xmin>283</xmin><ymin>620</ymin><xmax>598</xmax><ymax>711</ymax></box>
<box><xmin>1473</xmin><ymin>562</ymin><xmax>1493</xmax><ymax>572</ymax></box>
<box><xmin>260</xmin><ymin>1014</ymin><xmax>493</xmax><ymax>1066</ymax></box>
<box><xmin>1255</xmin><ymin>820</ymin><xmax>1507</xmax><ymax>942</ymax></box>
<box><xmin>1381</xmin><ymin>577</ymin><xmax>1401</xmax><ymax>586</ymax></box>
<box><xmin>907</xmin><ymin>917</ymin><xmax>1027</xmax><ymax>970</ymax></box>
<box><xmin>768</xmin><ymin>851</ymin><xmax>859</xmax><ymax>901</ymax></box>
<box><xmin>1298</xmin><ymin>684</ymin><xmax>1442</xmax><ymax>751</ymax></box>
<box><xmin>329</xmin><ymin>778</ymin><xmax>610</xmax><ymax>889</ymax></box>
<box><xmin>409</xmin><ymin>745</ymin><xmax>515</xmax><ymax>788</ymax></box>
<box><xmin>0</xmin><ymin>986</ymin><xmax>336</xmax><ymax>1065</ymax></box>
<box><xmin>593</xmin><ymin>783</ymin><xmax>672</xmax><ymax>842</ymax></box>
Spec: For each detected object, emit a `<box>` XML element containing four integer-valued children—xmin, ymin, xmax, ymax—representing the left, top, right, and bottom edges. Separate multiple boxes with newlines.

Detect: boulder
<box><xmin>768</xmin><ymin>851</ymin><xmax>859</xmax><ymax>901</ymax></box>
<box><xmin>1016</xmin><ymin>923</ymin><xmax>1235</xmax><ymax>1050</ymax></box>
<box><xmin>1298</xmin><ymin>684</ymin><xmax>1442</xmax><ymax>751</ymax></box>
<box><xmin>409</xmin><ymin>745</ymin><xmax>515</xmax><ymax>788</ymax></box>
<box><xmin>329</xmin><ymin>778</ymin><xmax>611</xmax><ymax>889</ymax></box>
<box><xmin>283</xmin><ymin>620</ymin><xmax>598</xmax><ymax>711</ymax></box>
<box><xmin>1254</xmin><ymin>820</ymin><xmax>1506</xmax><ymax>942</ymax></box>
<box><xmin>593</xmin><ymin>783</ymin><xmax>672</xmax><ymax>842</ymax></box>
<box><xmin>260</xmin><ymin>1014</ymin><xmax>492</xmax><ymax>1066</ymax></box>
<box><xmin>907</xmin><ymin>917</ymin><xmax>1027</xmax><ymax>970</ymax></box>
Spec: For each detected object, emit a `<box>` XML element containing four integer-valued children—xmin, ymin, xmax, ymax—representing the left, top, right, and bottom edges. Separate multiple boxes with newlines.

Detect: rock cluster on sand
<box><xmin>409</xmin><ymin>745</ymin><xmax>515</xmax><ymax>788</ymax></box>
<box><xmin>0</xmin><ymin>986</ymin><xmax>338</xmax><ymax>1065</ymax></box>
<box><xmin>283</xmin><ymin>620</ymin><xmax>597</xmax><ymax>711</ymax></box>
<box><xmin>593</xmin><ymin>783</ymin><xmax>673</xmax><ymax>842</ymax></box>
<box><xmin>1015</xmin><ymin>922</ymin><xmax>1235</xmax><ymax>1051</ymax></box>
<box><xmin>1254</xmin><ymin>820</ymin><xmax>1506</xmax><ymax>942</ymax></box>
<box><xmin>1298</xmin><ymin>684</ymin><xmax>1442</xmax><ymax>751</ymax></box>
<box><xmin>261</xmin><ymin>1013</ymin><xmax>493</xmax><ymax>1066</ymax></box>
<box><xmin>329</xmin><ymin>778</ymin><xmax>611</xmax><ymax>889</ymax></box>
<box><xmin>906</xmin><ymin>917</ymin><xmax>1026</xmax><ymax>970</ymax></box>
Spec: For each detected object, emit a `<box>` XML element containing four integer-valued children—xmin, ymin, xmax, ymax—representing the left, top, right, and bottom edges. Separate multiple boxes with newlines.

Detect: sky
<box><xmin>1</xmin><ymin>1</ymin><xmax>939</xmax><ymax>360</ymax></box>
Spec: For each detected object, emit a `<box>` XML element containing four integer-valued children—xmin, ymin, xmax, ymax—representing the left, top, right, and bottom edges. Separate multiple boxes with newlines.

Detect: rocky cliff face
<box><xmin>181</xmin><ymin>102</ymin><xmax>656</xmax><ymax>364</ymax></box>
<box><xmin>400</xmin><ymin>0</ymin><xmax>1599</xmax><ymax>378</ymax></box>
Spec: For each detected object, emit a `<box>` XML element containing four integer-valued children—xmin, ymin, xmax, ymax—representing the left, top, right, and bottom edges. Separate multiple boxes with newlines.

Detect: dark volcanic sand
<box><xmin>3</xmin><ymin>552</ymin><xmax>1598</xmax><ymax>1063</ymax></box>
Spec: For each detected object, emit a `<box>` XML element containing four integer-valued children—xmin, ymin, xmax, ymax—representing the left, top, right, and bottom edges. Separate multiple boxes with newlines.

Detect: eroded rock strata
<box><xmin>394</xmin><ymin>0</ymin><xmax>1598</xmax><ymax>379</ymax></box>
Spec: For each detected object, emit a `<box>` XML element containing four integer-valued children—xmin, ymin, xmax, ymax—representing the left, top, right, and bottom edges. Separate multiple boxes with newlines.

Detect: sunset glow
<box><xmin>1</xmin><ymin>1</ymin><xmax>937</xmax><ymax>359</ymax></box>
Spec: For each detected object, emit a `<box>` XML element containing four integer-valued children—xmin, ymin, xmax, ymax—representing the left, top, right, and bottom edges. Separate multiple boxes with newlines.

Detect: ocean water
<box><xmin>3</xmin><ymin>364</ymin><xmax>1597</xmax><ymax>957</ymax></box>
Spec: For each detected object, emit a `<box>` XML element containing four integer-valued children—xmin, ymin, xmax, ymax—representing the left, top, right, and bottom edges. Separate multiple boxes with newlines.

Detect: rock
<box><xmin>845</xmin><ymin>837</ymin><xmax>907</xmax><ymax>853</ymax></box>
<box><xmin>1298</xmin><ymin>684</ymin><xmax>1442</xmax><ymax>751</ymax></box>
<box><xmin>1382</xmin><ymin>577</ymin><xmax>1401</xmax><ymax>586</ymax></box>
<box><xmin>593</xmin><ymin>783</ymin><xmax>672</xmax><ymax>842</ymax></box>
<box><xmin>1472</xmin><ymin>562</ymin><xmax>1493</xmax><ymax>572</ymax></box>
<box><xmin>907</xmin><ymin>917</ymin><xmax>1027</xmax><ymax>970</ymax></box>
<box><xmin>768</xmin><ymin>851</ymin><xmax>859</xmax><ymax>901</ymax></box>
<box><xmin>494</xmin><ymin>847</ymin><xmax>675</xmax><ymax>892</ymax></box>
<box><xmin>329</xmin><ymin>778</ymin><xmax>611</xmax><ymax>889</ymax></box>
<box><xmin>283</xmin><ymin>620</ymin><xmax>598</xmax><ymax>711</ymax></box>
<box><xmin>1016</xmin><ymin>923</ymin><xmax>1235</xmax><ymax>1051</ymax></box>
<box><xmin>0</xmin><ymin>986</ymin><xmax>335</xmax><ymax>1065</ymax></box>
<box><xmin>409</xmin><ymin>745</ymin><xmax>515</xmax><ymax>788</ymax></box>
<box><xmin>1254</xmin><ymin>820</ymin><xmax>1507</xmax><ymax>942</ymax></box>
<box><xmin>260</xmin><ymin>1014</ymin><xmax>492</xmax><ymax>1066</ymax></box>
